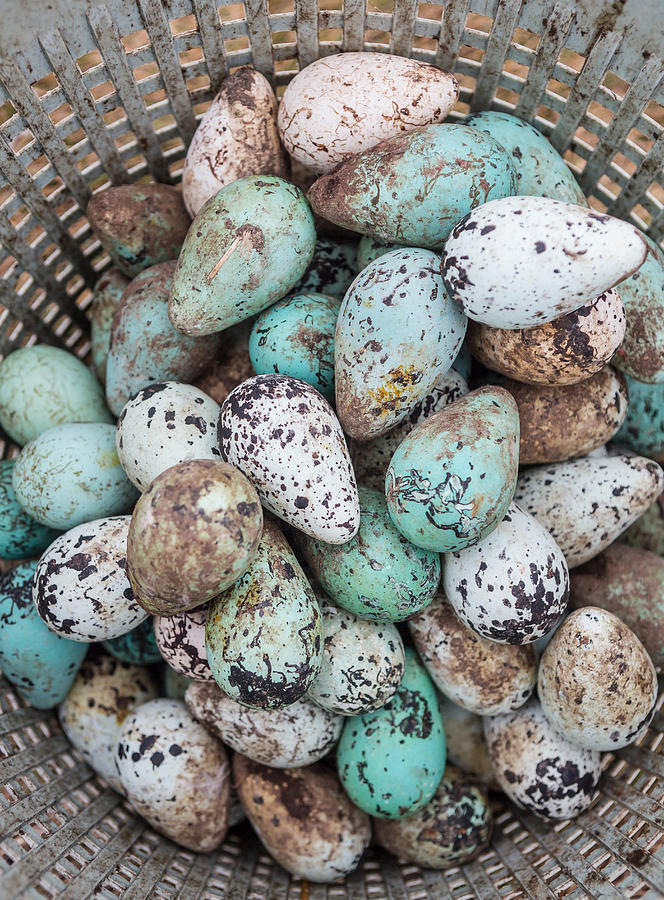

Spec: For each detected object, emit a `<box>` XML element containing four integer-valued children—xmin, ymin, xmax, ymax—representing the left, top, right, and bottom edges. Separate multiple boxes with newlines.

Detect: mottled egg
<box><xmin>615</xmin><ymin>375</ymin><xmax>664</xmax><ymax>461</ymax></box>
<box><xmin>357</xmin><ymin>236</ymin><xmax>404</xmax><ymax>270</ymax></box>
<box><xmin>102</xmin><ymin>618</ymin><xmax>162</xmax><ymax>665</ymax></box>
<box><xmin>154</xmin><ymin>605</ymin><xmax>213</xmax><ymax>682</ymax></box>
<box><xmin>439</xmin><ymin>699</ymin><xmax>498</xmax><ymax>788</ymax></box>
<box><xmin>117</xmin><ymin>698</ymin><xmax>231</xmax><ymax>851</ymax></box>
<box><xmin>194</xmin><ymin>320</ymin><xmax>255</xmax><ymax>405</ymax></box>
<box><xmin>442</xmin><ymin>196</ymin><xmax>647</xmax><ymax>329</ymax></box>
<box><xmin>538</xmin><ymin>607</ymin><xmax>657</xmax><ymax>751</ymax></box>
<box><xmin>219</xmin><ymin>374</ymin><xmax>359</xmax><ymax>544</ymax></box>
<box><xmin>13</xmin><ymin>423</ymin><xmax>138</xmax><ymax>530</ymax></box>
<box><xmin>295</xmin><ymin>238</ymin><xmax>358</xmax><ymax>298</ymax></box>
<box><xmin>484</xmin><ymin>698</ymin><xmax>601</xmax><ymax>820</ymax></box>
<box><xmin>623</xmin><ymin>489</ymin><xmax>664</xmax><ymax>556</ymax></box>
<box><xmin>89</xmin><ymin>268</ymin><xmax>129</xmax><ymax>383</ymax></box>
<box><xmin>0</xmin><ymin>562</ymin><xmax>86</xmax><ymax>708</ymax></box>
<box><xmin>127</xmin><ymin>459</ymin><xmax>263</xmax><ymax>615</ymax></box>
<box><xmin>0</xmin><ymin>459</ymin><xmax>59</xmax><ymax>559</ymax></box>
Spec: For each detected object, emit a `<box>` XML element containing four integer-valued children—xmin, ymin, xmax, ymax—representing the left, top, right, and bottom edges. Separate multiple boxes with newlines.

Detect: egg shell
<box><xmin>87</xmin><ymin>183</ymin><xmax>190</xmax><ymax>277</ymax></box>
<box><xmin>295</xmin><ymin>238</ymin><xmax>358</xmax><ymax>298</ymax></box>
<box><xmin>102</xmin><ymin>618</ymin><xmax>162</xmax><ymax>665</ymax></box>
<box><xmin>438</xmin><ymin>698</ymin><xmax>499</xmax><ymax>789</ymax></box>
<box><xmin>0</xmin><ymin>345</ymin><xmax>112</xmax><ymax>447</ymax></box>
<box><xmin>116</xmin><ymin>381</ymin><xmax>221</xmax><ymax>490</ymax></box>
<box><xmin>186</xmin><ymin>680</ymin><xmax>342</xmax><ymax>767</ymax></box>
<box><xmin>335</xmin><ymin>248</ymin><xmax>467</xmax><ymax>441</ymax></box>
<box><xmin>127</xmin><ymin>459</ymin><xmax>263</xmax><ymax>615</ymax></box>
<box><xmin>13</xmin><ymin>423</ymin><xmax>138</xmax><ymax>530</ymax></box>
<box><xmin>170</xmin><ymin>176</ymin><xmax>316</xmax><ymax>337</ymax></box>
<box><xmin>409</xmin><ymin>594</ymin><xmax>537</xmax><ymax>714</ymax></box>
<box><xmin>374</xmin><ymin>764</ymin><xmax>492</xmax><ymax>869</ymax></box>
<box><xmin>615</xmin><ymin>375</ymin><xmax>664</xmax><ymax>461</ymax></box>
<box><xmin>154</xmin><ymin>605</ymin><xmax>213</xmax><ymax>682</ymax></box>
<box><xmin>385</xmin><ymin>386</ymin><xmax>520</xmax><ymax>553</ymax></box>
<box><xmin>442</xmin><ymin>196</ymin><xmax>647</xmax><ymax>329</ymax></box>
<box><xmin>279</xmin><ymin>52</ymin><xmax>458</xmax><ymax>174</ymax></box>
<box><xmin>249</xmin><ymin>293</ymin><xmax>340</xmax><ymax>403</ymax></box>
<box><xmin>117</xmin><ymin>698</ymin><xmax>231</xmax><ymax>851</ymax></box>
<box><xmin>233</xmin><ymin>754</ymin><xmax>371</xmax><ymax>882</ymax></box>
<box><xmin>106</xmin><ymin>261</ymin><xmax>223</xmax><ymax>417</ymax></box>
<box><xmin>182</xmin><ymin>66</ymin><xmax>288</xmax><ymax>218</ymax></box>
<box><xmin>219</xmin><ymin>374</ymin><xmax>360</xmax><ymax>544</ymax></box>
<box><xmin>194</xmin><ymin>320</ymin><xmax>255</xmax><ymax>405</ymax></box>
<box><xmin>504</xmin><ymin>367</ymin><xmax>628</xmax><ymax>464</ymax></box>
<box><xmin>0</xmin><ymin>562</ymin><xmax>86</xmax><ymax>708</ymax></box>
<box><xmin>356</xmin><ymin>236</ymin><xmax>405</xmax><ymax>270</ymax></box>
<box><xmin>163</xmin><ymin>665</ymin><xmax>192</xmax><ymax>700</ymax></box>
<box><xmin>296</xmin><ymin>485</ymin><xmax>440</xmax><ymax>623</ymax></box>
<box><xmin>467</xmin><ymin>289</ymin><xmax>626</xmax><ymax>385</ymax></box>
<box><xmin>484</xmin><ymin>698</ymin><xmax>602</xmax><ymax>820</ymax></box>
<box><xmin>308</xmin><ymin>124</ymin><xmax>517</xmax><ymax>249</ymax></box>
<box><xmin>514</xmin><ymin>454</ymin><xmax>664</xmax><ymax>568</ymax></box>
<box><xmin>59</xmin><ymin>654</ymin><xmax>157</xmax><ymax>793</ymax></box>
<box><xmin>337</xmin><ymin>647</ymin><xmax>446</xmax><ymax>818</ymax></box>
<box><xmin>0</xmin><ymin>459</ymin><xmax>59</xmax><ymax>560</ymax></box>
<box><xmin>89</xmin><ymin>268</ymin><xmax>130</xmax><ymax>384</ymax></box>
<box><xmin>623</xmin><ymin>489</ymin><xmax>664</xmax><ymax>556</ymax></box>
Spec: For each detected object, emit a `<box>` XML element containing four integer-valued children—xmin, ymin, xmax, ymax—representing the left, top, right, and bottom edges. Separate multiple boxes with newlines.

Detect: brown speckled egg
<box><xmin>439</xmin><ymin>699</ymin><xmax>499</xmax><ymax>789</ymax></box>
<box><xmin>154</xmin><ymin>605</ymin><xmax>213</xmax><ymax>682</ymax></box>
<box><xmin>538</xmin><ymin>607</ymin><xmax>658</xmax><ymax>751</ymax></box>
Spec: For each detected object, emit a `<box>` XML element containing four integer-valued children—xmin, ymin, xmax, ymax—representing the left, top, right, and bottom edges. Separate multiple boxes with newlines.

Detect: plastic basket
<box><xmin>1</xmin><ymin>0</ymin><xmax>664</xmax><ymax>896</ymax></box>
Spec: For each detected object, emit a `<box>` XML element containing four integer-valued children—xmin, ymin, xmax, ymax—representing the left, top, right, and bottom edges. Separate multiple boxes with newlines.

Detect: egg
<box><xmin>233</xmin><ymin>754</ymin><xmax>371</xmax><ymax>882</ymax></box>
<box><xmin>86</xmin><ymin>183</ymin><xmax>190</xmax><ymax>277</ymax></box>
<box><xmin>467</xmin><ymin>289</ymin><xmax>626</xmax><ymax>385</ymax></box>
<box><xmin>453</xmin><ymin>342</ymin><xmax>473</xmax><ymax>382</ymax></box>
<box><xmin>170</xmin><ymin>176</ymin><xmax>316</xmax><ymax>336</ymax></box>
<box><xmin>89</xmin><ymin>268</ymin><xmax>129</xmax><ymax>383</ymax></box>
<box><xmin>127</xmin><ymin>459</ymin><xmax>263</xmax><ymax>615</ymax></box>
<box><xmin>163</xmin><ymin>665</ymin><xmax>192</xmax><ymax>701</ymax></box>
<box><xmin>0</xmin><ymin>459</ymin><xmax>59</xmax><ymax>560</ymax></box>
<box><xmin>308</xmin><ymin>124</ymin><xmax>517</xmax><ymax>248</ymax></box>
<box><xmin>117</xmin><ymin>698</ymin><xmax>231</xmax><ymax>851</ymax></box>
<box><xmin>374</xmin><ymin>764</ymin><xmax>492</xmax><ymax>869</ymax></box>
<box><xmin>514</xmin><ymin>454</ymin><xmax>664</xmax><ymax>567</ymax></box>
<box><xmin>154</xmin><ymin>605</ymin><xmax>213</xmax><ymax>682</ymax></box>
<box><xmin>59</xmin><ymin>654</ymin><xmax>157</xmax><ymax>793</ymax></box>
<box><xmin>194</xmin><ymin>320</ymin><xmax>255</xmax><ymax>405</ymax></box>
<box><xmin>249</xmin><ymin>293</ymin><xmax>340</xmax><ymax>403</ymax></box>
<box><xmin>219</xmin><ymin>374</ymin><xmax>360</xmax><ymax>543</ymax></box>
<box><xmin>102</xmin><ymin>618</ymin><xmax>162</xmax><ymax>665</ymax></box>
<box><xmin>295</xmin><ymin>238</ymin><xmax>358</xmax><ymax>298</ymax></box>
<box><xmin>615</xmin><ymin>375</ymin><xmax>664</xmax><ymax>461</ymax></box>
<box><xmin>409</xmin><ymin>593</ymin><xmax>537</xmax><ymax>714</ymax></box>
<box><xmin>357</xmin><ymin>236</ymin><xmax>404</xmax><ymax>270</ymax></box>
<box><xmin>484</xmin><ymin>698</ymin><xmax>602</xmax><ymax>820</ymax></box>
<box><xmin>185</xmin><ymin>680</ymin><xmax>342</xmax><ymax>767</ymax></box>
<box><xmin>335</xmin><ymin>248</ymin><xmax>467</xmax><ymax>440</ymax></box>
<box><xmin>623</xmin><ymin>489</ymin><xmax>664</xmax><ymax>556</ymax></box>
<box><xmin>0</xmin><ymin>562</ymin><xmax>86</xmax><ymax>708</ymax></box>
<box><xmin>337</xmin><ymin>647</ymin><xmax>446</xmax><ymax>818</ymax></box>
<box><xmin>182</xmin><ymin>66</ymin><xmax>288</xmax><ymax>218</ymax></box>
<box><xmin>12</xmin><ymin>423</ymin><xmax>138</xmax><ymax>530</ymax></box>
<box><xmin>105</xmin><ymin>261</ymin><xmax>223</xmax><ymax>416</ymax></box>
<box><xmin>0</xmin><ymin>345</ymin><xmax>112</xmax><ymax>446</ymax></box>
<box><xmin>438</xmin><ymin>699</ymin><xmax>498</xmax><ymax>788</ymax></box>
<box><xmin>205</xmin><ymin>519</ymin><xmax>322</xmax><ymax>708</ymax></box>
<box><xmin>116</xmin><ymin>381</ymin><xmax>221</xmax><ymax>490</ymax></box>
<box><xmin>296</xmin><ymin>485</ymin><xmax>440</xmax><ymax>622</ymax></box>
<box><xmin>442</xmin><ymin>196</ymin><xmax>647</xmax><ymax>329</ymax></box>
<box><xmin>278</xmin><ymin>52</ymin><xmax>458</xmax><ymax>174</ymax></box>
<box><xmin>385</xmin><ymin>386</ymin><xmax>520</xmax><ymax>553</ymax></box>
<box><xmin>538</xmin><ymin>607</ymin><xmax>658</xmax><ymax>751</ymax></box>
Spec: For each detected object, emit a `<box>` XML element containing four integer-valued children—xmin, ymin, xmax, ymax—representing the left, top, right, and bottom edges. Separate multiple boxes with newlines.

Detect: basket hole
<box><xmin>465</xmin><ymin>11</ymin><xmax>492</xmax><ymax>35</ymax></box>
<box><xmin>179</xmin><ymin>46</ymin><xmax>204</xmax><ymax>69</ymax></box>
<box><xmin>224</xmin><ymin>35</ymin><xmax>250</xmax><ymax>53</ymax></box>
<box><xmin>321</xmin><ymin>27</ymin><xmax>343</xmax><ymax>44</ymax></box>
<box><xmin>122</xmin><ymin>29</ymin><xmax>150</xmax><ymax>54</ymax></box>
<box><xmin>418</xmin><ymin>2</ymin><xmax>443</xmax><ymax>21</ymax></box>
<box><xmin>170</xmin><ymin>13</ymin><xmax>198</xmax><ymax>37</ymax></box>
<box><xmin>558</xmin><ymin>46</ymin><xmax>586</xmax><ymax>74</ymax></box>
<box><xmin>0</xmin><ymin>100</ymin><xmax>16</xmax><ymax>126</ymax></box>
<box><xmin>30</xmin><ymin>73</ymin><xmax>58</xmax><ymax>99</ymax></box>
<box><xmin>76</xmin><ymin>49</ymin><xmax>103</xmax><ymax>75</ymax></box>
<box><xmin>132</xmin><ymin>60</ymin><xmax>160</xmax><ymax>86</ymax></box>
<box><xmin>10</xmin><ymin>129</ymin><xmax>34</xmax><ymax>155</ymax></box>
<box><xmin>273</xmin><ymin>28</ymin><xmax>296</xmax><ymax>44</ymax></box>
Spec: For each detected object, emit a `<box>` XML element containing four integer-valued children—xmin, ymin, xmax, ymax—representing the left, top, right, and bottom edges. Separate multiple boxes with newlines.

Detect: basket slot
<box><xmin>342</xmin><ymin>0</ymin><xmax>366</xmax><ymax>52</ymax></box>
<box><xmin>0</xmin><ymin>763</ymin><xmax>91</xmax><ymax>837</ymax></box>
<box><xmin>0</xmin><ymin>705</ymin><xmax>55</xmax><ymax>737</ymax></box>
<box><xmin>470</xmin><ymin>0</ymin><xmax>523</xmax><ymax>112</ymax></box>
<box><xmin>601</xmin><ymin>775</ymin><xmax>664</xmax><ymax>832</ymax></box>
<box><xmin>57</xmin><ymin>819</ymin><xmax>146</xmax><ymax>900</ymax></box>
<box><xmin>243</xmin><ymin>0</ymin><xmax>276</xmax><ymax>84</ymax></box>
<box><xmin>294</xmin><ymin>0</ymin><xmax>320</xmax><ymax>69</ymax></box>
<box><xmin>390</xmin><ymin>0</ymin><xmax>418</xmax><ymax>58</ymax></box>
<box><xmin>0</xmin><ymin>208</ymin><xmax>70</xmax><ymax>298</ymax></box>
<box><xmin>435</xmin><ymin>0</ymin><xmax>471</xmax><ymax>71</ymax></box>
<box><xmin>490</xmin><ymin>827</ymin><xmax>557</xmax><ymax>899</ymax></box>
<box><xmin>191</xmin><ymin>0</ymin><xmax>230</xmax><ymax>94</ymax></box>
<box><xmin>1</xmin><ymin>734</ymin><xmax>70</xmax><ymax>781</ymax></box>
<box><xmin>608</xmin><ymin>129</ymin><xmax>664</xmax><ymax>221</ymax></box>
<box><xmin>0</xmin><ymin>283</ymin><xmax>69</xmax><ymax>351</ymax></box>
<box><xmin>165</xmin><ymin>849</ymin><xmax>217</xmax><ymax>900</ymax></box>
<box><xmin>120</xmin><ymin>837</ymin><xmax>180</xmax><ymax>900</ymax></box>
<box><xmin>461</xmin><ymin>856</ymin><xmax>503</xmax><ymax>898</ymax></box>
<box><xmin>513</xmin><ymin>2</ymin><xmax>575</xmax><ymax>120</ymax></box>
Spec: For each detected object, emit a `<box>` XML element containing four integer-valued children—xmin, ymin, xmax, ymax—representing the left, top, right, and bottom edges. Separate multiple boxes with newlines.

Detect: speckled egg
<box><xmin>308</xmin><ymin>124</ymin><xmax>517</xmax><ymax>248</ymax></box>
<box><xmin>615</xmin><ymin>375</ymin><xmax>664</xmax><ymax>461</ymax></box>
<box><xmin>484</xmin><ymin>698</ymin><xmax>601</xmax><ymax>820</ymax></box>
<box><xmin>538</xmin><ymin>607</ymin><xmax>657</xmax><ymax>751</ymax></box>
<box><xmin>335</xmin><ymin>248</ymin><xmax>467</xmax><ymax>441</ymax></box>
<box><xmin>102</xmin><ymin>618</ymin><xmax>162</xmax><ymax>665</ymax></box>
<box><xmin>623</xmin><ymin>489</ymin><xmax>664</xmax><ymax>556</ymax></box>
<box><xmin>194</xmin><ymin>320</ymin><xmax>255</xmax><ymax>405</ymax></box>
<box><xmin>90</xmin><ymin>268</ymin><xmax>129</xmax><ymax>383</ymax></box>
<box><xmin>59</xmin><ymin>654</ymin><xmax>157</xmax><ymax>793</ymax></box>
<box><xmin>514</xmin><ymin>454</ymin><xmax>664</xmax><ymax>567</ymax></box>
<box><xmin>234</xmin><ymin>754</ymin><xmax>371</xmax><ymax>882</ymax></box>
<box><xmin>410</xmin><ymin>593</ymin><xmax>537</xmax><ymax>714</ymax></box>
<box><xmin>219</xmin><ymin>374</ymin><xmax>359</xmax><ymax>544</ymax></box>
<box><xmin>170</xmin><ymin>176</ymin><xmax>316</xmax><ymax>336</ymax></box>
<box><xmin>249</xmin><ymin>293</ymin><xmax>340</xmax><ymax>403</ymax></box>
<box><xmin>0</xmin><ymin>562</ymin><xmax>86</xmax><ymax>709</ymax></box>
<box><xmin>386</xmin><ymin>386</ymin><xmax>520</xmax><ymax>553</ymax></box>
<box><xmin>0</xmin><ymin>459</ymin><xmax>59</xmax><ymax>559</ymax></box>
<box><xmin>127</xmin><ymin>459</ymin><xmax>263</xmax><ymax>615</ymax></box>
<box><xmin>186</xmin><ymin>680</ymin><xmax>342</xmax><ymax>767</ymax></box>
<box><xmin>439</xmin><ymin>699</ymin><xmax>498</xmax><ymax>788</ymax></box>
<box><xmin>442</xmin><ymin>196</ymin><xmax>647</xmax><ymax>329</ymax></box>
<box><xmin>117</xmin><ymin>698</ymin><xmax>231</xmax><ymax>851</ymax></box>
<box><xmin>295</xmin><ymin>238</ymin><xmax>357</xmax><ymax>298</ymax></box>
<box><xmin>116</xmin><ymin>381</ymin><xmax>221</xmax><ymax>490</ymax></box>
<box><xmin>13</xmin><ymin>423</ymin><xmax>138</xmax><ymax>530</ymax></box>
<box><xmin>154</xmin><ymin>605</ymin><xmax>213</xmax><ymax>682</ymax></box>
<box><xmin>357</xmin><ymin>236</ymin><xmax>405</xmax><ymax>270</ymax></box>
<box><xmin>337</xmin><ymin>647</ymin><xmax>446</xmax><ymax>818</ymax></box>
<box><xmin>296</xmin><ymin>485</ymin><xmax>440</xmax><ymax>622</ymax></box>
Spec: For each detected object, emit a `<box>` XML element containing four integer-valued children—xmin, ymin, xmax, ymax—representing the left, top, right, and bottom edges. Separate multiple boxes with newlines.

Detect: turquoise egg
<box><xmin>103</xmin><ymin>619</ymin><xmax>162</xmax><ymax>664</ymax></box>
<box><xmin>386</xmin><ymin>386</ymin><xmax>520</xmax><ymax>552</ymax></box>
<box><xmin>465</xmin><ymin>111</ymin><xmax>586</xmax><ymax>204</ymax></box>
<box><xmin>90</xmin><ymin>268</ymin><xmax>129</xmax><ymax>383</ymax></box>
<box><xmin>615</xmin><ymin>375</ymin><xmax>664</xmax><ymax>461</ymax></box>
<box><xmin>12</xmin><ymin>423</ymin><xmax>138</xmax><ymax>530</ymax></box>
<box><xmin>249</xmin><ymin>293</ymin><xmax>341</xmax><ymax>403</ymax></box>
<box><xmin>0</xmin><ymin>459</ymin><xmax>59</xmax><ymax>559</ymax></box>
<box><xmin>357</xmin><ymin>236</ymin><xmax>404</xmax><ymax>270</ymax></box>
<box><xmin>296</xmin><ymin>485</ymin><xmax>440</xmax><ymax>622</ymax></box>
<box><xmin>0</xmin><ymin>345</ymin><xmax>112</xmax><ymax>446</ymax></box>
<box><xmin>453</xmin><ymin>342</ymin><xmax>473</xmax><ymax>383</ymax></box>
<box><xmin>295</xmin><ymin>238</ymin><xmax>357</xmax><ymax>298</ymax></box>
<box><xmin>0</xmin><ymin>562</ymin><xmax>87</xmax><ymax>708</ymax></box>
<box><xmin>337</xmin><ymin>647</ymin><xmax>446</xmax><ymax>818</ymax></box>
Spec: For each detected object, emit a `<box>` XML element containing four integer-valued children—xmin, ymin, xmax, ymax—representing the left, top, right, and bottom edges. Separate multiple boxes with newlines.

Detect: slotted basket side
<box><xmin>1</xmin><ymin>0</ymin><xmax>664</xmax><ymax>897</ymax></box>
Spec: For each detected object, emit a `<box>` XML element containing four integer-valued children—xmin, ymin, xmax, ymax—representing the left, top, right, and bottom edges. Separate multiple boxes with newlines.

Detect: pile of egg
<box><xmin>1</xmin><ymin>54</ymin><xmax>664</xmax><ymax>883</ymax></box>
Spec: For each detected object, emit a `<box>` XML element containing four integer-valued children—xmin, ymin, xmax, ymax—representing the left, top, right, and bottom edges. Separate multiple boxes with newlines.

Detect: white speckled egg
<box><xmin>33</xmin><ymin>517</ymin><xmax>147</xmax><ymax>642</ymax></box>
<box><xmin>154</xmin><ymin>605</ymin><xmax>213</xmax><ymax>682</ymax></box>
